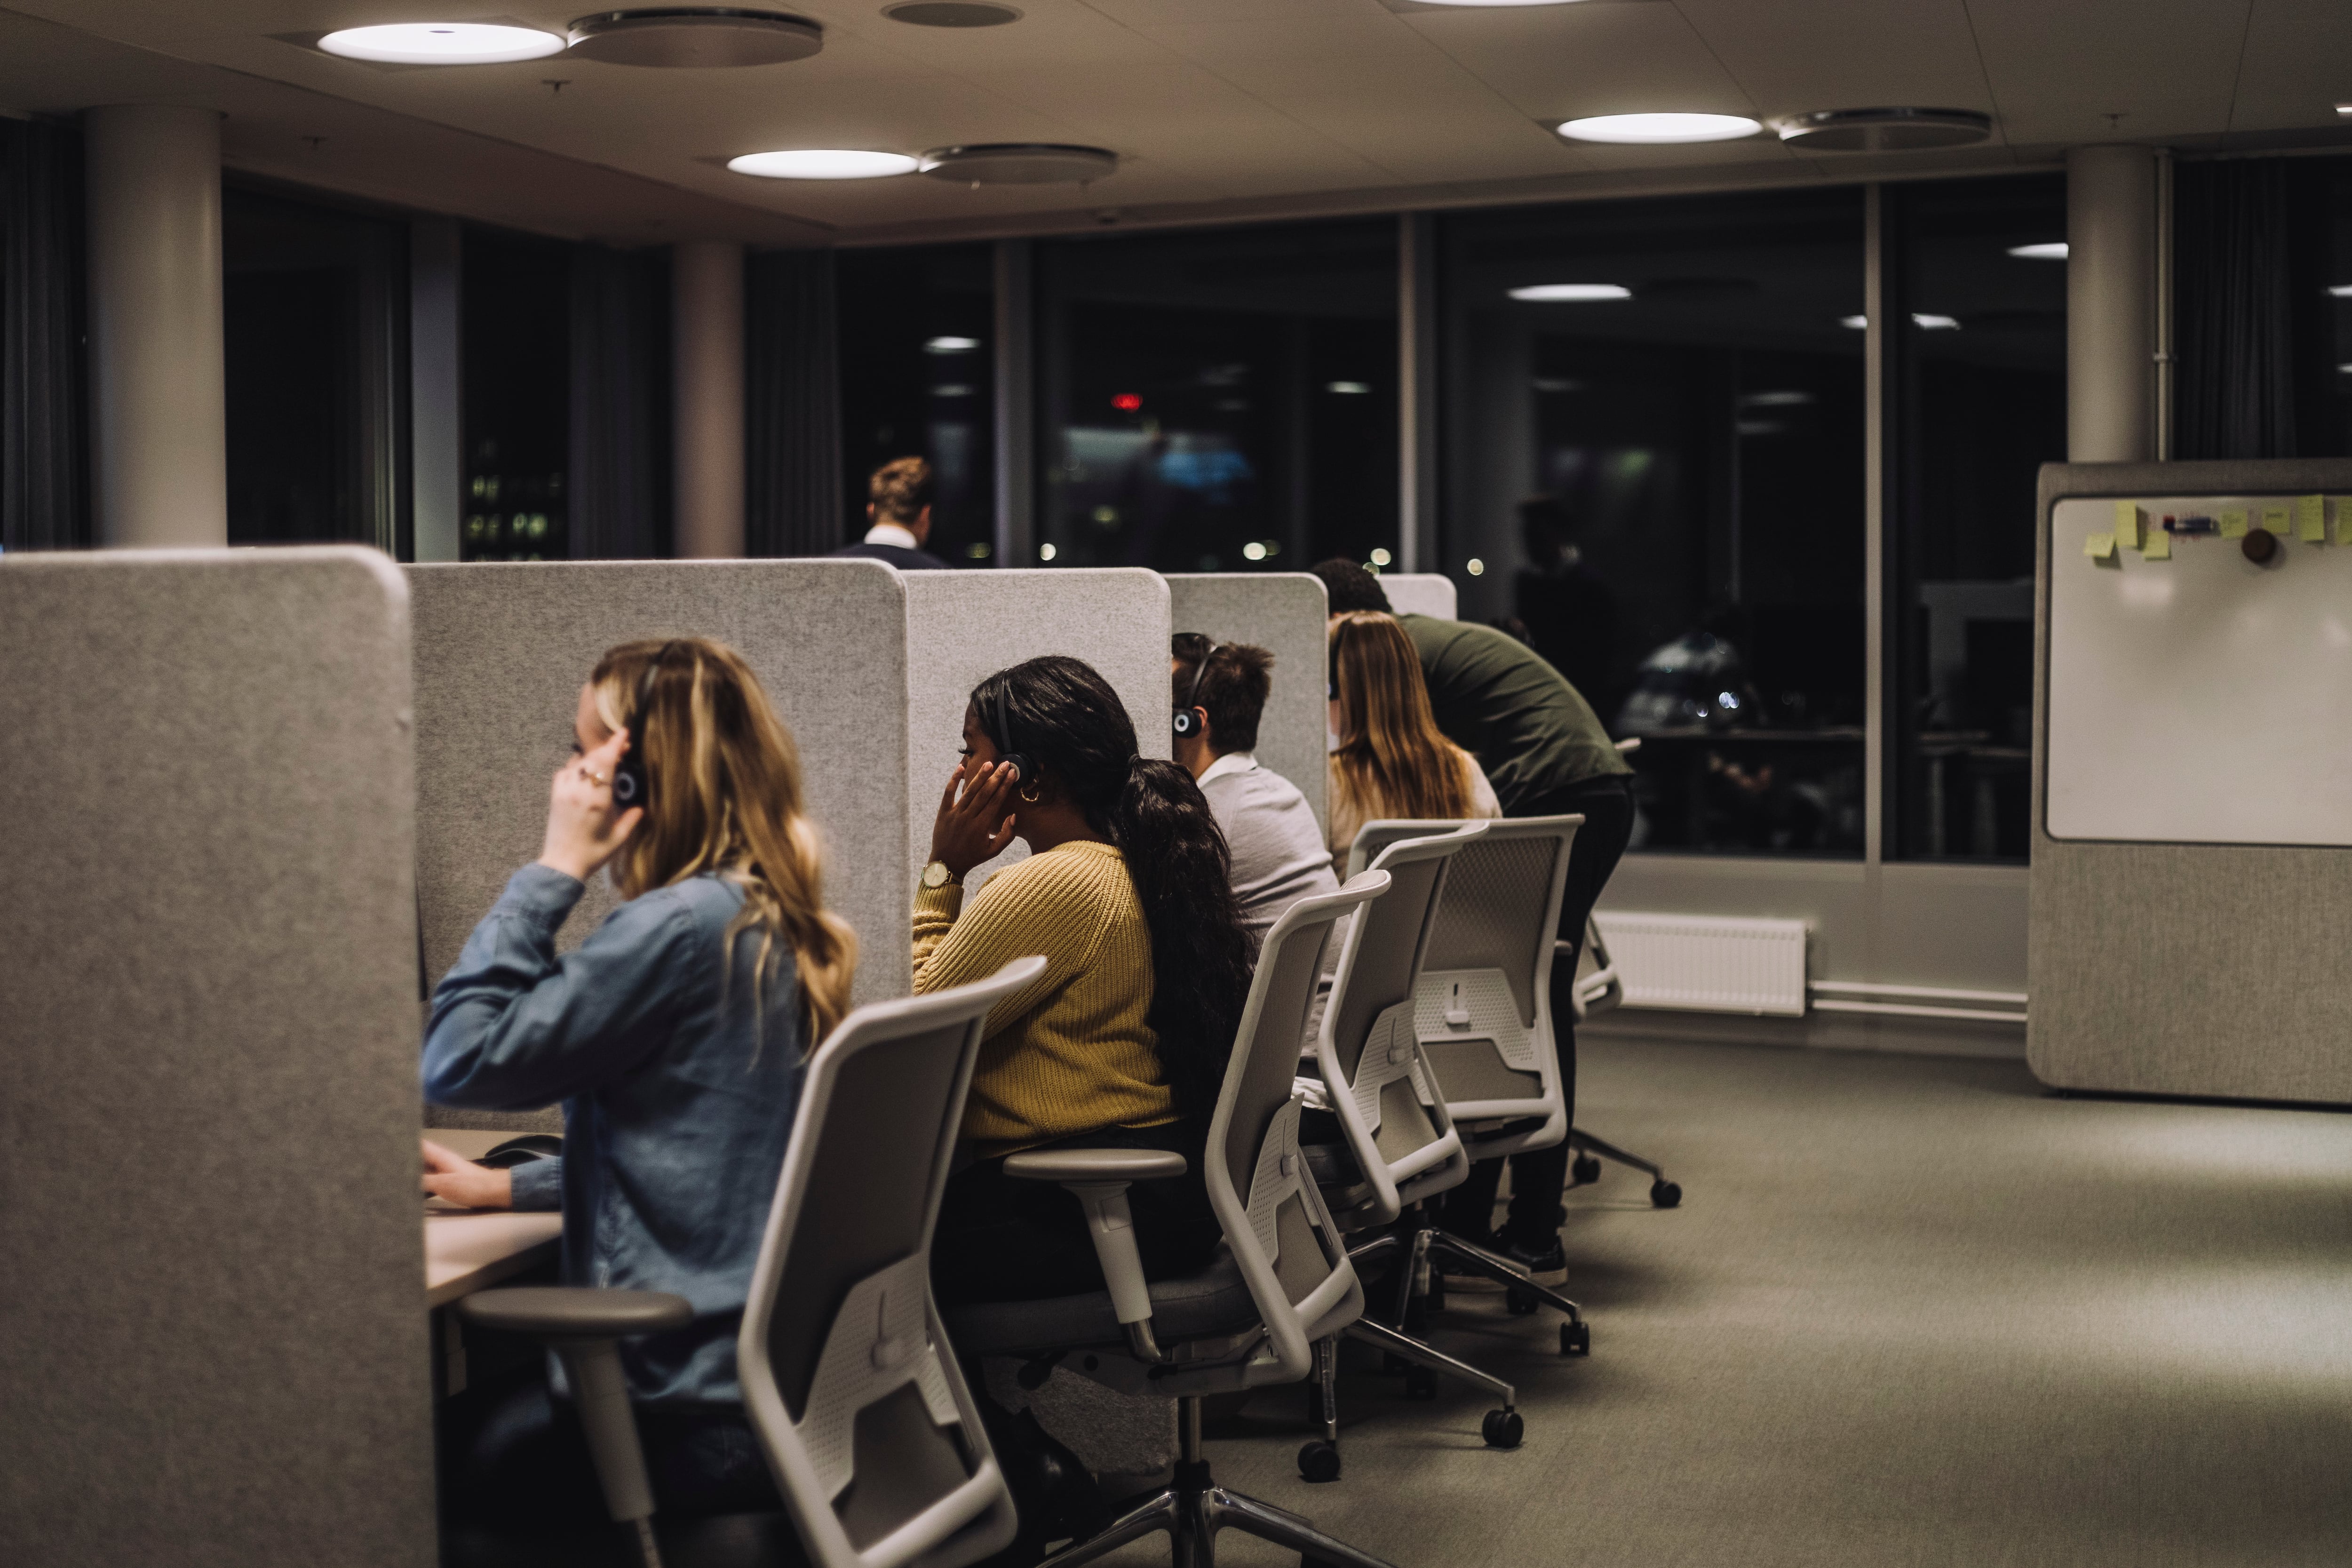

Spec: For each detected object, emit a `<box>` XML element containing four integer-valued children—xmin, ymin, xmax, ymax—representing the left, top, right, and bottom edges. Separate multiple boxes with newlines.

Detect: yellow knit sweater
<box><xmin>912</xmin><ymin>839</ymin><xmax>1174</xmax><ymax>1157</ymax></box>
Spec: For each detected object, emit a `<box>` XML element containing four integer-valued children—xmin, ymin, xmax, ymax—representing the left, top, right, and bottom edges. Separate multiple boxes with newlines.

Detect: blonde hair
<box><xmin>868</xmin><ymin>456</ymin><xmax>933</xmax><ymax>525</ymax></box>
<box><xmin>591</xmin><ymin>638</ymin><xmax>857</xmax><ymax>1046</ymax></box>
<box><xmin>1328</xmin><ymin>611</ymin><xmax>1474</xmax><ymax>822</ymax></box>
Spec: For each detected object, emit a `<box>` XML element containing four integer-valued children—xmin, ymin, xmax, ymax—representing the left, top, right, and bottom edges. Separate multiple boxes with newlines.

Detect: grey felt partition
<box><xmin>903</xmin><ymin>569</ymin><xmax>1172</xmax><ymax>891</ymax></box>
<box><xmin>2031</xmin><ymin>460</ymin><xmax>2352</xmax><ymax>1103</ymax></box>
<box><xmin>0</xmin><ymin>549</ymin><xmax>435</xmax><ymax>1568</ymax></box>
<box><xmin>1166</xmin><ymin>572</ymin><xmax>1330</xmax><ymax>835</ymax></box>
<box><xmin>1378</xmin><ymin>572</ymin><xmax>1458</xmax><ymax>620</ymax></box>
<box><xmin>410</xmin><ymin>561</ymin><xmax>913</xmax><ymax>1058</ymax></box>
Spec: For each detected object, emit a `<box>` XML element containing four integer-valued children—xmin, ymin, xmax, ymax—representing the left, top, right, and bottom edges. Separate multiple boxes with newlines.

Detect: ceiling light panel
<box><xmin>1510</xmin><ymin>283</ymin><xmax>1632</xmax><ymax>301</ymax></box>
<box><xmin>2008</xmin><ymin>242</ymin><xmax>2068</xmax><ymax>260</ymax></box>
<box><xmin>1558</xmin><ymin>113</ymin><xmax>1761</xmax><ymax>144</ymax></box>
<box><xmin>318</xmin><ymin>23</ymin><xmax>565</xmax><ymax>64</ymax></box>
<box><xmin>726</xmin><ymin>149</ymin><xmax>918</xmax><ymax>178</ymax></box>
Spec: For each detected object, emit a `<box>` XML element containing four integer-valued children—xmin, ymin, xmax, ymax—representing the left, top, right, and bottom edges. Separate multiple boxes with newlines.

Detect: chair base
<box><xmin>1569</xmin><ymin>1128</ymin><xmax>1682</xmax><ymax>1208</ymax></box>
<box><xmin>1042</xmin><ymin>1399</ymin><xmax>1394</xmax><ymax>1568</ymax></box>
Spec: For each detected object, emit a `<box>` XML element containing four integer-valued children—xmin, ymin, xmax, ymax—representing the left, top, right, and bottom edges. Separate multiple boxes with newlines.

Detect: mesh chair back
<box><xmin>1350</xmin><ymin>818</ymin><xmax>1581</xmax><ymax>1160</ymax></box>
<box><xmin>1313</xmin><ymin>822</ymin><xmax>1486</xmax><ymax>1223</ymax></box>
<box><xmin>737</xmin><ymin>956</ymin><xmax>1046</xmax><ymax>1568</ymax></box>
<box><xmin>1201</xmin><ymin>873</ymin><xmax>1390</xmax><ymax>1387</ymax></box>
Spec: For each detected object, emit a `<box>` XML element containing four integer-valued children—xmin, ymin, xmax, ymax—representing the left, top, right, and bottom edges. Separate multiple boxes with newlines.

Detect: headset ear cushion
<box><xmin>1173</xmin><ymin>709</ymin><xmax>1194</xmax><ymax>738</ymax></box>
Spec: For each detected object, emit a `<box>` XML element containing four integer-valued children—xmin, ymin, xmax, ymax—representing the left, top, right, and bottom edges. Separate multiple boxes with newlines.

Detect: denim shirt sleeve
<box><xmin>422</xmin><ymin>863</ymin><xmax>706</xmax><ymax>1111</ymax></box>
<box><xmin>508</xmin><ymin>1155</ymin><xmax>564</xmax><ymax>1212</ymax></box>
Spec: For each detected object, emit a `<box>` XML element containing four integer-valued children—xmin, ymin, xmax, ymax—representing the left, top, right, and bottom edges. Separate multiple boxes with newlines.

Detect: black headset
<box><xmin>981</xmin><ymin>681</ymin><xmax>1038</xmax><ymax>788</ymax></box>
<box><xmin>610</xmin><ymin>643</ymin><xmax>674</xmax><ymax>811</ymax></box>
<box><xmin>1172</xmin><ymin>636</ymin><xmax>1221</xmax><ymax>740</ymax></box>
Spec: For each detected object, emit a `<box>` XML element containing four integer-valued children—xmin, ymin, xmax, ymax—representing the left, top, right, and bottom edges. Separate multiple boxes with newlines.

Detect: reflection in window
<box><xmin>1443</xmin><ymin>189</ymin><xmax>1867</xmax><ymax>857</ymax></box>
<box><xmin>837</xmin><ymin>245</ymin><xmax>995</xmax><ymax>565</ymax></box>
<box><xmin>1891</xmin><ymin>175</ymin><xmax>2065</xmax><ymax>861</ymax></box>
<box><xmin>2290</xmin><ymin>155</ymin><xmax>2352</xmax><ymax>458</ymax></box>
<box><xmin>461</xmin><ymin>227</ymin><xmax>570</xmax><ymax>562</ymax></box>
<box><xmin>1036</xmin><ymin>220</ymin><xmax>1397</xmax><ymax>572</ymax></box>
<box><xmin>223</xmin><ymin>187</ymin><xmax>407</xmax><ymax>550</ymax></box>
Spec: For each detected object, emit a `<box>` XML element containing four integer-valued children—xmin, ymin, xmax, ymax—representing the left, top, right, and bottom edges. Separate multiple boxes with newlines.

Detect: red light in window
<box><xmin>1111</xmin><ymin>393</ymin><xmax>1142</xmax><ymax>411</ymax></box>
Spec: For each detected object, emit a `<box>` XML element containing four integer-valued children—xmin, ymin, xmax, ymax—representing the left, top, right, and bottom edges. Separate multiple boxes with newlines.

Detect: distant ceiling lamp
<box><xmin>2328</xmin><ymin>284</ymin><xmax>2352</xmax><ymax>297</ymax></box>
<box><xmin>1913</xmin><ymin>313</ymin><xmax>1962</xmax><ymax>330</ymax></box>
<box><xmin>1509</xmin><ymin>283</ymin><xmax>1631</xmax><ymax>302</ymax></box>
<box><xmin>884</xmin><ymin>1</ymin><xmax>1022</xmax><ymax>24</ymax></box>
<box><xmin>1558</xmin><ymin>112</ymin><xmax>1761</xmax><ymax>144</ymax></box>
<box><xmin>318</xmin><ymin>23</ymin><xmax>564</xmax><ymax>64</ymax></box>
<box><xmin>1773</xmin><ymin>107</ymin><xmax>1992</xmax><ymax>152</ymax></box>
<box><xmin>566</xmin><ymin>8</ymin><xmax>821</xmax><ymax>65</ymax></box>
<box><xmin>925</xmin><ymin>335</ymin><xmax>981</xmax><ymax>352</ymax></box>
<box><xmin>2337</xmin><ymin>103</ymin><xmax>2352</xmax><ymax>116</ymax></box>
<box><xmin>920</xmin><ymin>143</ymin><xmax>1119</xmax><ymax>184</ymax></box>
<box><xmin>726</xmin><ymin>149</ymin><xmax>918</xmax><ymax>178</ymax></box>
<box><xmin>2008</xmin><ymin>241</ymin><xmax>2068</xmax><ymax>260</ymax></box>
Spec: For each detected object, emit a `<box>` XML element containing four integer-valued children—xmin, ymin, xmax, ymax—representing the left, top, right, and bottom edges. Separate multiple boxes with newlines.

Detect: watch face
<box><xmin>923</xmin><ymin>861</ymin><xmax>947</xmax><ymax>888</ymax></box>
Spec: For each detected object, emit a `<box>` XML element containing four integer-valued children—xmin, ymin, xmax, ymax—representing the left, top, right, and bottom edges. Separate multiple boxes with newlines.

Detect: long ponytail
<box><xmin>972</xmin><ymin>657</ymin><xmax>1253</xmax><ymax>1121</ymax></box>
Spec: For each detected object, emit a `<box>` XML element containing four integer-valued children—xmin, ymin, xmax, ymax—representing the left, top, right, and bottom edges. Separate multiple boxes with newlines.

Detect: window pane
<box><xmin>1036</xmin><ymin>219</ymin><xmax>1397</xmax><ymax>573</ymax></box>
<box><xmin>2291</xmin><ymin>155</ymin><xmax>2352</xmax><ymax>456</ymax></box>
<box><xmin>1442</xmin><ymin>188</ymin><xmax>1867</xmax><ymax>858</ymax></box>
<box><xmin>461</xmin><ymin>227</ymin><xmax>570</xmax><ymax>563</ymax></box>
<box><xmin>223</xmin><ymin>188</ymin><xmax>406</xmax><ymax>551</ymax></box>
<box><xmin>1891</xmin><ymin>175</ymin><xmax>2065</xmax><ymax>862</ymax></box>
<box><xmin>837</xmin><ymin>244</ymin><xmax>996</xmax><ymax>565</ymax></box>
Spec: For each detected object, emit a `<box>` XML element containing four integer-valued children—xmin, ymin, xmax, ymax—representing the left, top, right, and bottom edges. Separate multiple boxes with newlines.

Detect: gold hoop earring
<box><xmin>1019</xmin><ymin>780</ymin><xmax>1042</xmax><ymax>804</ymax></box>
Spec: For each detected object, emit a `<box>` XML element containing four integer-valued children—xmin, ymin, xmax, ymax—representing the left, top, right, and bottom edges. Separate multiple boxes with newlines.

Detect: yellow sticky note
<box><xmin>2334</xmin><ymin>499</ymin><xmax>2352</xmax><ymax>546</ymax></box>
<box><xmin>2263</xmin><ymin>505</ymin><xmax>2292</xmax><ymax>535</ymax></box>
<box><xmin>2299</xmin><ymin>494</ymin><xmax>2326</xmax><ymax>542</ymax></box>
<box><xmin>2144</xmin><ymin>525</ymin><xmax>2171</xmax><ymax>560</ymax></box>
<box><xmin>2084</xmin><ymin>532</ymin><xmax>2116</xmax><ymax>559</ymax></box>
<box><xmin>2220</xmin><ymin>509</ymin><xmax>2249</xmax><ymax>538</ymax></box>
<box><xmin>2114</xmin><ymin>501</ymin><xmax>2142</xmax><ymax>550</ymax></box>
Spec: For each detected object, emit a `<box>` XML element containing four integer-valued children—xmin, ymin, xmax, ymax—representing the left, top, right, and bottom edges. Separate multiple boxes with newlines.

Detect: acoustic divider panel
<box><xmin>2032</xmin><ymin>460</ymin><xmax>2352</xmax><ymax>1102</ymax></box>
<box><xmin>1378</xmin><ymin>572</ymin><xmax>1458</xmax><ymax>621</ymax></box>
<box><xmin>0</xmin><ymin>549</ymin><xmax>434</xmax><ymax>1568</ymax></box>
<box><xmin>410</xmin><ymin>561</ymin><xmax>913</xmax><ymax>1129</ymax></box>
<box><xmin>904</xmin><ymin>568</ymin><xmax>1173</xmax><ymax>893</ymax></box>
<box><xmin>1166</xmin><ymin>572</ymin><xmax>1330</xmax><ymax>836</ymax></box>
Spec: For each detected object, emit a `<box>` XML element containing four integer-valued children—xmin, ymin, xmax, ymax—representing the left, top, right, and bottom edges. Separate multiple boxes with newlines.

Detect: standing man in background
<box><xmin>1311</xmin><ymin>558</ymin><xmax>1633</xmax><ymax>1287</ymax></box>
<box><xmin>831</xmin><ymin>455</ymin><xmax>952</xmax><ymax>570</ymax></box>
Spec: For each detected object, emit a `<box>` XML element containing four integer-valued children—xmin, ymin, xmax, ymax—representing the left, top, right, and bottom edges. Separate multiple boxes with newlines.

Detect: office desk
<box><xmin>422</xmin><ymin>1129</ymin><xmax>562</xmax><ymax>1393</ymax></box>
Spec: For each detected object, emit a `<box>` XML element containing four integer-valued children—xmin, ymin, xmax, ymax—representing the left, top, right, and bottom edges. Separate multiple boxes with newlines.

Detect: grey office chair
<box><xmin>941</xmin><ymin>873</ymin><xmax>1396</xmax><ymax>1568</ymax></box>
<box><xmin>1561</xmin><ymin>916</ymin><xmax>1682</xmax><ymax>1207</ymax></box>
<box><xmin>1302</xmin><ymin>821</ymin><xmax>1545</xmax><ymax>1454</ymax></box>
<box><xmin>1343</xmin><ymin>817</ymin><xmax>1595</xmax><ymax>1350</ymax></box>
<box><xmin>456</xmin><ymin>955</ymin><xmax>1047</xmax><ymax>1568</ymax></box>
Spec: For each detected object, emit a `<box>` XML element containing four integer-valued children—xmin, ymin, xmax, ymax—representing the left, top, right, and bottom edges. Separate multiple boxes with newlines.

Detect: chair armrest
<box><xmin>1003</xmin><ymin>1149</ymin><xmax>1186</xmax><ymax>1182</ymax></box>
<box><xmin>456</xmin><ymin>1286</ymin><xmax>691</xmax><ymax>1340</ymax></box>
<box><xmin>1002</xmin><ymin>1150</ymin><xmax>1188</xmax><ymax>1359</ymax></box>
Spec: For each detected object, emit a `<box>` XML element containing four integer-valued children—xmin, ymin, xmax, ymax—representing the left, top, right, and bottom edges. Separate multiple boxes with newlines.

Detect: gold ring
<box><xmin>585</xmin><ymin>769</ymin><xmax>609</xmax><ymax>785</ymax></box>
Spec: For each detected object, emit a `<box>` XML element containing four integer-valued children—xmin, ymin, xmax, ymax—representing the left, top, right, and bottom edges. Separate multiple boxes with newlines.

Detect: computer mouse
<box><xmin>478</xmin><ymin>1134</ymin><xmax>564</xmax><ymax>1168</ymax></box>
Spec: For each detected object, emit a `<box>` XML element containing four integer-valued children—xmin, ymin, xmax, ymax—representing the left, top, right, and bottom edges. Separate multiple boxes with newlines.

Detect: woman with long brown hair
<box><xmin>421</xmin><ymin>636</ymin><xmax>855</xmax><ymax>1529</ymax></box>
<box><xmin>1326</xmin><ymin>609</ymin><xmax>1501</xmax><ymax>860</ymax></box>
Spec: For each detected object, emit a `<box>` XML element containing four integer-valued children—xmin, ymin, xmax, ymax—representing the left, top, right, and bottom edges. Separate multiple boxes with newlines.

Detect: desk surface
<box><xmin>422</xmin><ymin>1129</ymin><xmax>562</xmax><ymax>1308</ymax></box>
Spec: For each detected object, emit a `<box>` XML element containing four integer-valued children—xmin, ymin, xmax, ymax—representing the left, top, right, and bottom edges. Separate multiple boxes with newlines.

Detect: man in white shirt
<box><xmin>830</xmin><ymin>455</ymin><xmax>952</xmax><ymax>570</ymax></box>
<box><xmin>1171</xmin><ymin>635</ymin><xmax>1339</xmax><ymax>955</ymax></box>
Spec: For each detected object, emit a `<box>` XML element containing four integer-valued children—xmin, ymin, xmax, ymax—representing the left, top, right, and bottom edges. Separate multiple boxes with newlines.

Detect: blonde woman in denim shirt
<box><xmin>421</xmin><ymin>637</ymin><xmax>854</xmax><ymax>1536</ymax></box>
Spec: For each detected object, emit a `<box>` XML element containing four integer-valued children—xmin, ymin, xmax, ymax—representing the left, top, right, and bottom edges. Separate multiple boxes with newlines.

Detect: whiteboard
<box><xmin>2046</xmin><ymin>493</ymin><xmax>2352</xmax><ymax>845</ymax></box>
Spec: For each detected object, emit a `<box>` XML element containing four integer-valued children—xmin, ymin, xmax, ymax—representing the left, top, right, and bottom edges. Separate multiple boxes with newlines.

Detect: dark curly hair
<box><xmin>970</xmin><ymin>655</ymin><xmax>1253</xmax><ymax>1121</ymax></box>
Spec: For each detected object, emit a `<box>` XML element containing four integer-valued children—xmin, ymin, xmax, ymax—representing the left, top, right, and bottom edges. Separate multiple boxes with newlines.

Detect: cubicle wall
<box><xmin>2031</xmin><ymin>460</ymin><xmax>2352</xmax><ymax>1102</ymax></box>
<box><xmin>1378</xmin><ymin>572</ymin><xmax>1458</xmax><ymax>620</ymax></box>
<box><xmin>904</xmin><ymin>569</ymin><xmax>1172</xmax><ymax>891</ymax></box>
<box><xmin>0</xmin><ymin>550</ymin><xmax>436</xmax><ymax>1568</ymax></box>
<box><xmin>410</xmin><ymin>561</ymin><xmax>914</xmax><ymax>1130</ymax></box>
<box><xmin>1166</xmin><ymin>572</ymin><xmax>1329</xmax><ymax>835</ymax></box>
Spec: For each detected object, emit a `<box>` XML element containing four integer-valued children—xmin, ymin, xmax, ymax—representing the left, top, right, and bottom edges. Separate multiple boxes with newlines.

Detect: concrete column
<box><xmin>409</xmin><ymin>219</ymin><xmax>463</xmax><ymax>563</ymax></box>
<box><xmin>84</xmin><ymin>105</ymin><xmax>227</xmax><ymax>547</ymax></box>
<box><xmin>672</xmin><ymin>241</ymin><xmax>745</xmax><ymax>558</ymax></box>
<box><xmin>2066</xmin><ymin>144</ymin><xmax>2158</xmax><ymax>463</ymax></box>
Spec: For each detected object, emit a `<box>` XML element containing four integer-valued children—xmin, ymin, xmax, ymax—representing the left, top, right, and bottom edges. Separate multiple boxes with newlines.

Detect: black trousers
<box><xmin>930</xmin><ymin>1120</ymin><xmax>1223</xmax><ymax>1307</ymax></box>
<box><xmin>1438</xmin><ymin>776</ymin><xmax>1635</xmax><ymax>1250</ymax></box>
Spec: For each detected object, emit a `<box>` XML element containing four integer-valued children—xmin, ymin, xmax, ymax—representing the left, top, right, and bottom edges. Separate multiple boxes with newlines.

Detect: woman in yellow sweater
<box><xmin>915</xmin><ymin>654</ymin><xmax>1253</xmax><ymax>1306</ymax></box>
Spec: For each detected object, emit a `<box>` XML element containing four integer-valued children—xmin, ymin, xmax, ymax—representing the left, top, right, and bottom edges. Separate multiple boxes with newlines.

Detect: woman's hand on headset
<box><xmin>540</xmin><ymin>728</ymin><xmax>645</xmax><ymax>883</ymax></box>
<box><xmin>930</xmin><ymin>758</ymin><xmax>1019</xmax><ymax>880</ymax></box>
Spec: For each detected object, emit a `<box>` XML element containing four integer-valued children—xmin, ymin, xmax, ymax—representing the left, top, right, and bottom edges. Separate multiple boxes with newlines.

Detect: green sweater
<box><xmin>1401</xmin><ymin>613</ymin><xmax>1631</xmax><ymax>812</ymax></box>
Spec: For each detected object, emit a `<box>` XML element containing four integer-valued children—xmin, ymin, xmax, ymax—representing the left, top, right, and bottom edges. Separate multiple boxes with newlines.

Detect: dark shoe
<box><xmin>1497</xmin><ymin>1236</ymin><xmax>1567</xmax><ymax>1288</ymax></box>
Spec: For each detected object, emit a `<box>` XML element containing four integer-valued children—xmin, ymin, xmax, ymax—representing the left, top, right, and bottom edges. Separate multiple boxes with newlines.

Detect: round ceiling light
<box><xmin>1558</xmin><ymin>112</ymin><xmax>1761</xmax><ymax>144</ymax></box>
<box><xmin>318</xmin><ymin>23</ymin><xmax>564</xmax><ymax>64</ymax></box>
<box><xmin>566</xmin><ymin>9</ymin><xmax>821</xmax><ymax>66</ymax></box>
<box><xmin>2007</xmin><ymin>241</ymin><xmax>2068</xmax><ymax>261</ymax></box>
<box><xmin>727</xmin><ymin>149</ymin><xmax>918</xmax><ymax>179</ymax></box>
<box><xmin>919</xmin><ymin>143</ymin><xmax>1119</xmax><ymax>184</ymax></box>
<box><xmin>1773</xmin><ymin>108</ymin><xmax>1992</xmax><ymax>152</ymax></box>
<box><xmin>1509</xmin><ymin>283</ymin><xmax>1632</xmax><ymax>302</ymax></box>
<box><xmin>884</xmin><ymin>1</ymin><xmax>1022</xmax><ymax>24</ymax></box>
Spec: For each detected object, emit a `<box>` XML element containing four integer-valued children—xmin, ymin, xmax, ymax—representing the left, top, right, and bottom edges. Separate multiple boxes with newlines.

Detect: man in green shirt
<box><xmin>1314</xmin><ymin>559</ymin><xmax>1634</xmax><ymax>1285</ymax></box>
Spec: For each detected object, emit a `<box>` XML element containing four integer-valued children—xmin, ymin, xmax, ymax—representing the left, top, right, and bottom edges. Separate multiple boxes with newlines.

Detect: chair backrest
<box><xmin>737</xmin><ymin>956</ymin><xmax>1047</xmax><ymax>1568</ymax></box>
<box><xmin>1351</xmin><ymin>817</ymin><xmax>1581</xmax><ymax>1156</ymax></box>
<box><xmin>1313</xmin><ymin>821</ymin><xmax>1487</xmax><ymax>1222</ymax></box>
<box><xmin>1199</xmin><ymin>872</ymin><xmax>1391</xmax><ymax>1389</ymax></box>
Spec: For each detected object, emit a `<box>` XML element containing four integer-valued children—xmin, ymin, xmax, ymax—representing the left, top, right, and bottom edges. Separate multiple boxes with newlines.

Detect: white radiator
<box><xmin>1589</xmin><ymin>913</ymin><xmax>1809</xmax><ymax>1017</ymax></box>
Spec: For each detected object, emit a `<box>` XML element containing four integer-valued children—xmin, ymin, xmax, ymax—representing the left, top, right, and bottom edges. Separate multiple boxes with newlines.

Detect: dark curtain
<box><xmin>1</xmin><ymin>118</ymin><xmax>89</xmax><ymax>551</ymax></box>
<box><xmin>2176</xmin><ymin>159</ymin><xmax>2298</xmax><ymax>460</ymax></box>
<box><xmin>745</xmin><ymin>248</ymin><xmax>842</xmax><ymax>557</ymax></box>
<box><xmin>568</xmin><ymin>244</ymin><xmax>669</xmax><ymax>559</ymax></box>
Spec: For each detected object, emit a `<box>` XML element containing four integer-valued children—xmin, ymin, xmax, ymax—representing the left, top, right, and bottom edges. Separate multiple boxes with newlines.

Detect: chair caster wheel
<box><xmin>1297</xmin><ymin>1439</ymin><xmax>1342</xmax><ymax>1483</ymax></box>
<box><xmin>1650</xmin><ymin>1179</ymin><xmax>1682</xmax><ymax>1208</ymax></box>
<box><xmin>1561</xmin><ymin>1321</ymin><xmax>1590</xmax><ymax>1357</ymax></box>
<box><xmin>1571</xmin><ymin>1154</ymin><xmax>1601</xmax><ymax>1186</ymax></box>
<box><xmin>1481</xmin><ymin>1409</ymin><xmax>1524</xmax><ymax>1449</ymax></box>
<box><xmin>1404</xmin><ymin>1365</ymin><xmax>1438</xmax><ymax>1400</ymax></box>
<box><xmin>1505</xmin><ymin>1284</ymin><xmax>1538</xmax><ymax>1316</ymax></box>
